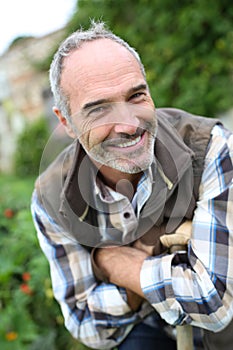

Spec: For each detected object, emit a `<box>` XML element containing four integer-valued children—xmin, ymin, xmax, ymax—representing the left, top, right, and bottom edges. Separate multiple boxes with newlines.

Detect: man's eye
<box><xmin>88</xmin><ymin>104</ymin><xmax>110</xmax><ymax>117</ymax></box>
<box><xmin>91</xmin><ymin>106</ymin><xmax>104</xmax><ymax>114</ymax></box>
<box><xmin>130</xmin><ymin>92</ymin><xmax>146</xmax><ymax>101</ymax></box>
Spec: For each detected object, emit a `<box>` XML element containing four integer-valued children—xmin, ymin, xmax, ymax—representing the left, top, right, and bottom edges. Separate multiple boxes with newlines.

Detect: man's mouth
<box><xmin>118</xmin><ymin>135</ymin><xmax>141</xmax><ymax>148</ymax></box>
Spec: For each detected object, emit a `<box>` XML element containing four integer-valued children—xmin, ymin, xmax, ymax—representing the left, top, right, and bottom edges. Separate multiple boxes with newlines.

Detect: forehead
<box><xmin>62</xmin><ymin>38</ymin><xmax>139</xmax><ymax>73</ymax></box>
<box><xmin>60</xmin><ymin>38</ymin><xmax>143</xmax><ymax>97</ymax></box>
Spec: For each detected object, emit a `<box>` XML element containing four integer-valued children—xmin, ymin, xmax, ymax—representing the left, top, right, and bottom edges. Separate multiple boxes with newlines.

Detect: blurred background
<box><xmin>0</xmin><ymin>1</ymin><xmax>232</xmax><ymax>349</ymax></box>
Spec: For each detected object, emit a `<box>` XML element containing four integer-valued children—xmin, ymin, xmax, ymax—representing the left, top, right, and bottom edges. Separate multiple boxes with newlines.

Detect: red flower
<box><xmin>22</xmin><ymin>272</ymin><xmax>31</xmax><ymax>282</ymax></box>
<box><xmin>20</xmin><ymin>283</ymin><xmax>33</xmax><ymax>295</ymax></box>
<box><xmin>5</xmin><ymin>331</ymin><xmax>18</xmax><ymax>341</ymax></box>
<box><xmin>4</xmin><ymin>208</ymin><xmax>15</xmax><ymax>218</ymax></box>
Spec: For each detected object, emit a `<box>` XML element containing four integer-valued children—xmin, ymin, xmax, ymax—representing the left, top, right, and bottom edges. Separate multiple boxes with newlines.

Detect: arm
<box><xmin>95</xmin><ymin>246</ymin><xmax>147</xmax><ymax>297</ymax></box>
<box><xmin>31</xmin><ymin>192</ymin><xmax>142</xmax><ymax>349</ymax></box>
<box><xmin>95</xmin><ymin>220</ymin><xmax>192</xmax><ymax>294</ymax></box>
<box><xmin>96</xmin><ymin>125</ymin><xmax>233</xmax><ymax>333</ymax></box>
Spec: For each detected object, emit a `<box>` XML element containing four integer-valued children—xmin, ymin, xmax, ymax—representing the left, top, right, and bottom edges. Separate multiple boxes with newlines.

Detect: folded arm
<box><xmin>96</xmin><ymin>125</ymin><xmax>233</xmax><ymax>332</ymax></box>
<box><xmin>31</xmin><ymin>192</ymin><xmax>145</xmax><ymax>349</ymax></box>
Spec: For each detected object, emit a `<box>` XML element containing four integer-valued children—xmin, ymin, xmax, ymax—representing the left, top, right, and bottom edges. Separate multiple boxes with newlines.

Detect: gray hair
<box><xmin>49</xmin><ymin>20</ymin><xmax>146</xmax><ymax>122</ymax></box>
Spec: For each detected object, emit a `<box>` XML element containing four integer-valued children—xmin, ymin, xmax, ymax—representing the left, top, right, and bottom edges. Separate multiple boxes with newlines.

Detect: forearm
<box><xmin>36</xmin><ymin>229</ymin><xmax>137</xmax><ymax>348</ymax></box>
<box><xmin>31</xmin><ymin>197</ymin><xmax>136</xmax><ymax>348</ymax></box>
<box><xmin>95</xmin><ymin>246</ymin><xmax>148</xmax><ymax>297</ymax></box>
<box><xmin>95</xmin><ymin>240</ymin><xmax>233</xmax><ymax>333</ymax></box>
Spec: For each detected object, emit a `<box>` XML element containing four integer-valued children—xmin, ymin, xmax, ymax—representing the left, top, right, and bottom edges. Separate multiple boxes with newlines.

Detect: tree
<box><xmin>65</xmin><ymin>0</ymin><xmax>233</xmax><ymax>117</ymax></box>
<box><xmin>14</xmin><ymin>117</ymin><xmax>49</xmax><ymax>177</ymax></box>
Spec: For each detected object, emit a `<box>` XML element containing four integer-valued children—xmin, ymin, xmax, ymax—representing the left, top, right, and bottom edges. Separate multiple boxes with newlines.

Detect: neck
<box><xmin>95</xmin><ymin>163</ymin><xmax>142</xmax><ymax>201</ymax></box>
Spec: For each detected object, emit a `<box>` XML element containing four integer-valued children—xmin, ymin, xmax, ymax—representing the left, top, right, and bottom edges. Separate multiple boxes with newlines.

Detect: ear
<box><xmin>53</xmin><ymin>107</ymin><xmax>76</xmax><ymax>138</ymax></box>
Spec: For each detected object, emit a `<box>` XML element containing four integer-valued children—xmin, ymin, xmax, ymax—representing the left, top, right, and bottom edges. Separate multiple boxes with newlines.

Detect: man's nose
<box><xmin>113</xmin><ymin>104</ymin><xmax>140</xmax><ymax>135</ymax></box>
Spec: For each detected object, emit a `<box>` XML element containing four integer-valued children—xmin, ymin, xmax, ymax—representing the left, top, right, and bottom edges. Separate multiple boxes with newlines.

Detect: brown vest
<box><xmin>35</xmin><ymin>108</ymin><xmax>219</xmax><ymax>252</ymax></box>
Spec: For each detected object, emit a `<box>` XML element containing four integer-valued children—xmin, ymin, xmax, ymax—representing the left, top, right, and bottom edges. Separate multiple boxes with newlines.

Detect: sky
<box><xmin>0</xmin><ymin>0</ymin><xmax>77</xmax><ymax>55</ymax></box>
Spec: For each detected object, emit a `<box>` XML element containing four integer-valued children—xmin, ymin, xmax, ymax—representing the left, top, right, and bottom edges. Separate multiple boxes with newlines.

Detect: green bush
<box><xmin>0</xmin><ymin>175</ymin><xmax>90</xmax><ymax>350</ymax></box>
<box><xmin>65</xmin><ymin>0</ymin><xmax>233</xmax><ymax>117</ymax></box>
<box><xmin>14</xmin><ymin>118</ymin><xmax>49</xmax><ymax>177</ymax></box>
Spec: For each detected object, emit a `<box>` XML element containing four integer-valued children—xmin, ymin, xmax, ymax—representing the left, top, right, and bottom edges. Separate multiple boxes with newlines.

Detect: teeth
<box><xmin>118</xmin><ymin>135</ymin><xmax>141</xmax><ymax>148</ymax></box>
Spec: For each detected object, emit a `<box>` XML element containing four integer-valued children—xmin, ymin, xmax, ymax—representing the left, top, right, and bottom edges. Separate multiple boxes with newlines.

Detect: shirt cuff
<box><xmin>140</xmin><ymin>254</ymin><xmax>190</xmax><ymax>326</ymax></box>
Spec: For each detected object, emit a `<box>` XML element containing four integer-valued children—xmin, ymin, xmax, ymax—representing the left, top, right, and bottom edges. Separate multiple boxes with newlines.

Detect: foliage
<box><xmin>0</xmin><ymin>175</ymin><xmax>90</xmax><ymax>350</ymax></box>
<box><xmin>64</xmin><ymin>0</ymin><xmax>233</xmax><ymax>117</ymax></box>
<box><xmin>14</xmin><ymin>117</ymin><xmax>49</xmax><ymax>177</ymax></box>
<box><xmin>9</xmin><ymin>35</ymin><xmax>34</xmax><ymax>48</ymax></box>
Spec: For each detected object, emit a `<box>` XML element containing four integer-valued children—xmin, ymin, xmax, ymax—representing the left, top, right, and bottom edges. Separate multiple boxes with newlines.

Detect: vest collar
<box><xmin>60</xmin><ymin>112</ymin><xmax>194</xmax><ymax>222</ymax></box>
<box><xmin>155</xmin><ymin>114</ymin><xmax>194</xmax><ymax>186</ymax></box>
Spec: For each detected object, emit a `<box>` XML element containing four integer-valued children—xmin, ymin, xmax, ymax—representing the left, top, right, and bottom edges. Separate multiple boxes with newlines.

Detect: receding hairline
<box><xmin>49</xmin><ymin>21</ymin><xmax>146</xmax><ymax>121</ymax></box>
<box><xmin>60</xmin><ymin>37</ymin><xmax>142</xmax><ymax>74</ymax></box>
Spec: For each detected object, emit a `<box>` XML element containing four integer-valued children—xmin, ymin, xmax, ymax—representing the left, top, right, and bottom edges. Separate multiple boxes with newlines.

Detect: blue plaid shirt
<box><xmin>31</xmin><ymin>124</ymin><xmax>233</xmax><ymax>349</ymax></box>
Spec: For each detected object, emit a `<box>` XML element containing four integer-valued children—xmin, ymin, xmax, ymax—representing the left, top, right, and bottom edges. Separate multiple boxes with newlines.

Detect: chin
<box><xmin>107</xmin><ymin>158</ymin><xmax>153</xmax><ymax>174</ymax></box>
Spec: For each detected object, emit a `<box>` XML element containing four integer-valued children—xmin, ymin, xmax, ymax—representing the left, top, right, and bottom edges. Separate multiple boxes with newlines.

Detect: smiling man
<box><xmin>54</xmin><ymin>37</ymin><xmax>157</xmax><ymax>184</ymax></box>
<box><xmin>31</xmin><ymin>22</ymin><xmax>233</xmax><ymax>350</ymax></box>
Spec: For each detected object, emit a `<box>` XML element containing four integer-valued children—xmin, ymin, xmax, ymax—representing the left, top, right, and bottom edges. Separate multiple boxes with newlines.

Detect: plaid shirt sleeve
<box><xmin>31</xmin><ymin>193</ymin><xmax>139</xmax><ymax>349</ymax></box>
<box><xmin>140</xmin><ymin>124</ymin><xmax>233</xmax><ymax>332</ymax></box>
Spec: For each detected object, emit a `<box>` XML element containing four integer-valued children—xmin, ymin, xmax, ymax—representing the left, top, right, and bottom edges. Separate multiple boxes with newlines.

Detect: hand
<box><xmin>94</xmin><ymin>246</ymin><xmax>148</xmax><ymax>297</ymax></box>
<box><xmin>93</xmin><ymin>246</ymin><xmax>145</xmax><ymax>310</ymax></box>
<box><xmin>160</xmin><ymin>220</ymin><xmax>192</xmax><ymax>251</ymax></box>
<box><xmin>126</xmin><ymin>289</ymin><xmax>143</xmax><ymax>311</ymax></box>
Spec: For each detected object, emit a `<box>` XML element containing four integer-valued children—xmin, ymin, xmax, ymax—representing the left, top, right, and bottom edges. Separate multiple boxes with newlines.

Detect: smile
<box><xmin>118</xmin><ymin>135</ymin><xmax>141</xmax><ymax>148</ymax></box>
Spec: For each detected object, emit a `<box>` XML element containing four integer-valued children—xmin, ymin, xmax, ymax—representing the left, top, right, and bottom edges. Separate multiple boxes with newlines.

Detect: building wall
<box><xmin>0</xmin><ymin>29</ymin><xmax>64</xmax><ymax>172</ymax></box>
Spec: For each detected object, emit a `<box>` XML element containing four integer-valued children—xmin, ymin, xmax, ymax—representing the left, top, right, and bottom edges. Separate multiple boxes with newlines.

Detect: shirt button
<box><xmin>123</xmin><ymin>212</ymin><xmax>131</xmax><ymax>219</ymax></box>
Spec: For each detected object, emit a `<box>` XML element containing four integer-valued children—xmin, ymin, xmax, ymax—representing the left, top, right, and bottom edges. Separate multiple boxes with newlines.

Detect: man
<box><xmin>31</xmin><ymin>21</ymin><xmax>233</xmax><ymax>350</ymax></box>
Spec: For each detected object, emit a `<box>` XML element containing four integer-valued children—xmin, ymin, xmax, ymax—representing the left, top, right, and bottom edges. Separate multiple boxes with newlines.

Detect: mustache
<box><xmin>102</xmin><ymin>122</ymin><xmax>156</xmax><ymax>147</ymax></box>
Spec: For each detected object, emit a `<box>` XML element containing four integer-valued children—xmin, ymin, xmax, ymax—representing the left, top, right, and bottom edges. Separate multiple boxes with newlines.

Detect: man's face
<box><xmin>60</xmin><ymin>39</ymin><xmax>157</xmax><ymax>174</ymax></box>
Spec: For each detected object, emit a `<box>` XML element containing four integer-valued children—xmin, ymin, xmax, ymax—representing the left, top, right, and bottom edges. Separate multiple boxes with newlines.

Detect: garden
<box><xmin>0</xmin><ymin>119</ymin><xmax>89</xmax><ymax>350</ymax></box>
<box><xmin>1</xmin><ymin>1</ymin><xmax>232</xmax><ymax>348</ymax></box>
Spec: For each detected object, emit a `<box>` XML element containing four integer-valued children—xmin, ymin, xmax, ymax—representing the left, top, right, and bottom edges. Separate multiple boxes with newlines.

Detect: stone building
<box><xmin>0</xmin><ymin>29</ymin><xmax>65</xmax><ymax>172</ymax></box>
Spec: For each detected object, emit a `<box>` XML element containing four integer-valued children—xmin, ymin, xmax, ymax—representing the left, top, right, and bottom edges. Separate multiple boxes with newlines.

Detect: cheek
<box><xmin>143</xmin><ymin>100</ymin><xmax>156</xmax><ymax>120</ymax></box>
<box><xmin>80</xmin><ymin>124</ymin><xmax>112</xmax><ymax>149</ymax></box>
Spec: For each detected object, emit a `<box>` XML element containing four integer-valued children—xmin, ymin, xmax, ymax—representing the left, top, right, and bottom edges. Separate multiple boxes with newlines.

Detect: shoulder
<box><xmin>204</xmin><ymin>124</ymin><xmax>233</xmax><ymax>177</ymax></box>
<box><xmin>34</xmin><ymin>141</ymin><xmax>78</xmax><ymax>205</ymax></box>
<box><xmin>157</xmin><ymin>107</ymin><xmax>219</xmax><ymax>132</ymax></box>
<box><xmin>206</xmin><ymin>124</ymin><xmax>233</xmax><ymax>159</ymax></box>
<box><xmin>200</xmin><ymin>124</ymin><xmax>233</xmax><ymax>199</ymax></box>
<box><xmin>157</xmin><ymin>107</ymin><xmax>220</xmax><ymax>158</ymax></box>
<box><xmin>37</xmin><ymin>141</ymin><xmax>77</xmax><ymax>182</ymax></box>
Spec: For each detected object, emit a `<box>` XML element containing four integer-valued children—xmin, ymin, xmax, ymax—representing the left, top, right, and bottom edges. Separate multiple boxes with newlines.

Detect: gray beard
<box><xmin>86</xmin><ymin>133</ymin><xmax>155</xmax><ymax>174</ymax></box>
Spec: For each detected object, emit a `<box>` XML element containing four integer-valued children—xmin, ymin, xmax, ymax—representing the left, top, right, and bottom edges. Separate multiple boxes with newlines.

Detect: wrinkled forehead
<box><xmin>61</xmin><ymin>39</ymin><xmax>143</xmax><ymax>103</ymax></box>
<box><xmin>61</xmin><ymin>38</ymin><xmax>141</xmax><ymax>85</ymax></box>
